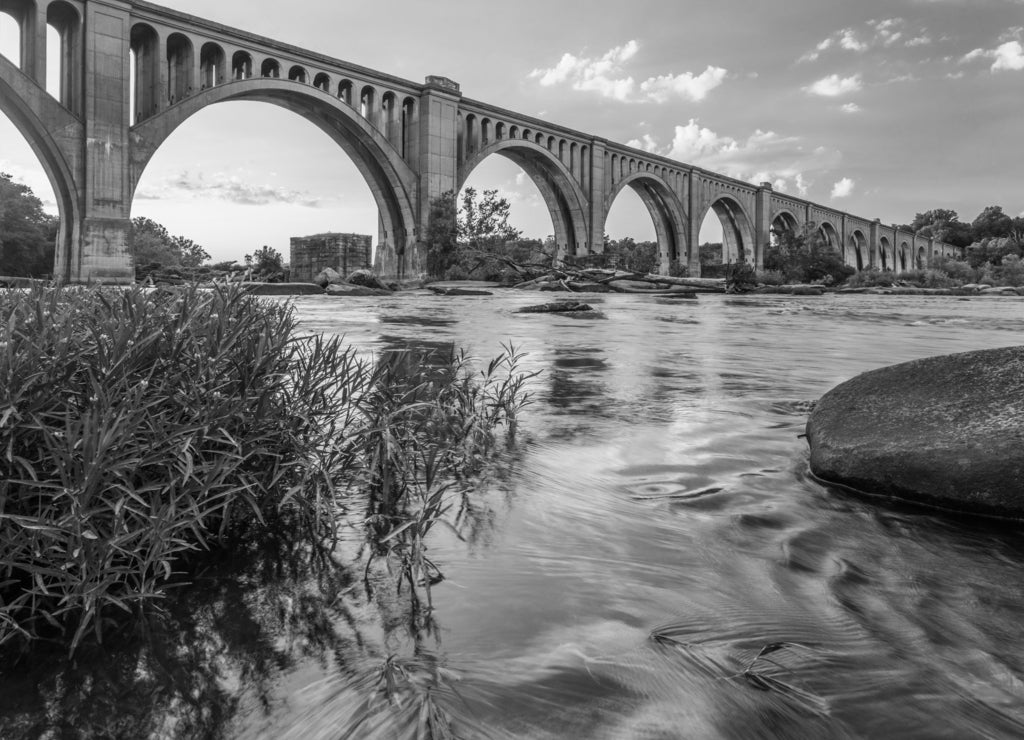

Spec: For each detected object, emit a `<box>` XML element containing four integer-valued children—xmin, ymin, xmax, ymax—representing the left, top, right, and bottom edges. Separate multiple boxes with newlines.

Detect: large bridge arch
<box><xmin>128</xmin><ymin>77</ymin><xmax>420</xmax><ymax>275</ymax></box>
<box><xmin>770</xmin><ymin>209</ymin><xmax>801</xmax><ymax>245</ymax></box>
<box><xmin>0</xmin><ymin>53</ymin><xmax>82</xmax><ymax>282</ymax></box>
<box><xmin>605</xmin><ymin>172</ymin><xmax>688</xmax><ymax>271</ymax></box>
<box><xmin>696</xmin><ymin>195</ymin><xmax>755</xmax><ymax>265</ymax></box>
<box><xmin>817</xmin><ymin>221</ymin><xmax>841</xmax><ymax>252</ymax></box>
<box><xmin>458</xmin><ymin>139</ymin><xmax>590</xmax><ymax>259</ymax></box>
<box><xmin>846</xmin><ymin>229</ymin><xmax>868</xmax><ymax>271</ymax></box>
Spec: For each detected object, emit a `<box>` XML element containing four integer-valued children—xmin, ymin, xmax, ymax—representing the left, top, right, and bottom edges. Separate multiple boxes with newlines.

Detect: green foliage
<box><xmin>764</xmin><ymin>223</ymin><xmax>855</xmax><ymax>285</ymax></box>
<box><xmin>457</xmin><ymin>187</ymin><xmax>521</xmax><ymax>248</ymax></box>
<box><xmin>0</xmin><ymin>282</ymin><xmax>536</xmax><ymax>653</ymax></box>
<box><xmin>900</xmin><ymin>209</ymin><xmax>974</xmax><ymax>248</ymax></box>
<box><xmin>425</xmin><ymin>191</ymin><xmax>458</xmax><ymax>278</ymax></box>
<box><xmin>604</xmin><ymin>236</ymin><xmax>659</xmax><ymax>274</ymax></box>
<box><xmin>358</xmin><ymin>344</ymin><xmax>537</xmax><ymax>611</ymax></box>
<box><xmin>971</xmin><ymin>205</ymin><xmax>1014</xmax><ymax>241</ymax></box>
<box><xmin>244</xmin><ymin>245</ymin><xmax>284</xmax><ymax>279</ymax></box>
<box><xmin>0</xmin><ymin>173</ymin><xmax>58</xmax><ymax>277</ymax></box>
<box><xmin>966</xmin><ymin>237</ymin><xmax>1022</xmax><ymax>268</ymax></box>
<box><xmin>0</xmin><ymin>282</ymin><xmax>357</xmax><ymax>652</ymax></box>
<box><xmin>128</xmin><ymin>217</ymin><xmax>210</xmax><ymax>270</ymax></box>
<box><xmin>699</xmin><ymin>242</ymin><xmax>723</xmax><ymax>266</ymax></box>
<box><xmin>995</xmin><ymin>254</ymin><xmax>1024</xmax><ymax>286</ymax></box>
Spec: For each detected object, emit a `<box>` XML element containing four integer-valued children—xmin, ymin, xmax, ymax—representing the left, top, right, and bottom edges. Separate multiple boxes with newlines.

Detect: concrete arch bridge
<box><xmin>0</xmin><ymin>0</ymin><xmax>963</xmax><ymax>282</ymax></box>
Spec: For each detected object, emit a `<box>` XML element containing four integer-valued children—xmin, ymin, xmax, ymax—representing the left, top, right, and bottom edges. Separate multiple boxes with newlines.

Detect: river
<box><xmin>6</xmin><ymin>291</ymin><xmax>1024</xmax><ymax>739</ymax></box>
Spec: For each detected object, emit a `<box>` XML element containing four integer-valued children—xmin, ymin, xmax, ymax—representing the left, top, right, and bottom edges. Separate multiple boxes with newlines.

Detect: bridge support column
<box><xmin>754</xmin><ymin>182</ymin><xmax>772</xmax><ymax>270</ymax></box>
<box><xmin>399</xmin><ymin>75</ymin><xmax>461</xmax><ymax>279</ymax></box>
<box><xmin>686</xmin><ymin>172</ymin><xmax>701</xmax><ymax>277</ymax></box>
<box><xmin>72</xmin><ymin>0</ymin><xmax>135</xmax><ymax>283</ymax></box>
<box><xmin>869</xmin><ymin>219</ymin><xmax>880</xmax><ymax>269</ymax></box>
<box><xmin>587</xmin><ymin>139</ymin><xmax>607</xmax><ymax>258</ymax></box>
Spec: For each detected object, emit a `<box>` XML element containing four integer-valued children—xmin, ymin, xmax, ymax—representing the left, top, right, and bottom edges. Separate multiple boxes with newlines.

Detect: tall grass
<box><xmin>0</xmin><ymin>282</ymin><xmax>535</xmax><ymax>654</ymax></box>
<box><xmin>0</xmin><ymin>282</ymin><xmax>364</xmax><ymax>651</ymax></box>
<box><xmin>356</xmin><ymin>344</ymin><xmax>537</xmax><ymax>613</ymax></box>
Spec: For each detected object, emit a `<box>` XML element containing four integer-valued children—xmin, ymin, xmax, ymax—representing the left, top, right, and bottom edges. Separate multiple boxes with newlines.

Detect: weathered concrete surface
<box><xmin>806</xmin><ymin>346</ymin><xmax>1024</xmax><ymax>518</ymax></box>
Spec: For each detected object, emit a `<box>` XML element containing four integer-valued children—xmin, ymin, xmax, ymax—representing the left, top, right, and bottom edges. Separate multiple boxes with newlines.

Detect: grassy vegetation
<box><xmin>0</xmin><ymin>282</ymin><xmax>532</xmax><ymax>654</ymax></box>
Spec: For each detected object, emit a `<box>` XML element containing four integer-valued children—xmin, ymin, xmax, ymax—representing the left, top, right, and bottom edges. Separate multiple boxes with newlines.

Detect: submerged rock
<box><xmin>325</xmin><ymin>283</ymin><xmax>389</xmax><ymax>297</ymax></box>
<box><xmin>516</xmin><ymin>301</ymin><xmax>593</xmax><ymax>314</ymax></box>
<box><xmin>806</xmin><ymin>345</ymin><xmax>1024</xmax><ymax>518</ymax></box>
<box><xmin>244</xmin><ymin>282</ymin><xmax>325</xmax><ymax>296</ymax></box>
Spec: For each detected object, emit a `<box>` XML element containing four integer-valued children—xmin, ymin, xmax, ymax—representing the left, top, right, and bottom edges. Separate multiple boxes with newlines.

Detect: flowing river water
<box><xmin>4</xmin><ymin>291</ymin><xmax>1024</xmax><ymax>739</ymax></box>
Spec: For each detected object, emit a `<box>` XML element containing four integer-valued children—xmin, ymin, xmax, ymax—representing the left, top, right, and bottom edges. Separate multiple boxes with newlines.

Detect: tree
<box><xmin>128</xmin><ymin>216</ymin><xmax>209</xmax><ymax>268</ymax></box>
<box><xmin>900</xmin><ymin>209</ymin><xmax>973</xmax><ymax>248</ymax></box>
<box><xmin>457</xmin><ymin>187</ymin><xmax>521</xmax><ymax>249</ymax></box>
<box><xmin>245</xmin><ymin>245</ymin><xmax>284</xmax><ymax>276</ymax></box>
<box><xmin>425</xmin><ymin>191</ymin><xmax>458</xmax><ymax>278</ymax></box>
<box><xmin>971</xmin><ymin>205</ymin><xmax>1013</xmax><ymax>241</ymax></box>
<box><xmin>764</xmin><ymin>222</ymin><xmax>855</xmax><ymax>284</ymax></box>
<box><xmin>604</xmin><ymin>236</ymin><xmax>659</xmax><ymax>273</ymax></box>
<box><xmin>0</xmin><ymin>173</ymin><xmax>58</xmax><ymax>277</ymax></box>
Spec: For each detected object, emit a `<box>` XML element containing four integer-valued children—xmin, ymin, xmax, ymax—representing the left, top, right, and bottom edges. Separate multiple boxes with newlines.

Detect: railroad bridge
<box><xmin>0</xmin><ymin>0</ymin><xmax>962</xmax><ymax>282</ymax></box>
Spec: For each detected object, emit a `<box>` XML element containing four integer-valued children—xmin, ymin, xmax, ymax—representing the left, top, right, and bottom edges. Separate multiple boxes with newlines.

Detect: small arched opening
<box><xmin>260</xmin><ymin>58</ymin><xmax>280</xmax><ymax>78</ymax></box>
<box><xmin>313</xmin><ymin>72</ymin><xmax>331</xmax><ymax>93</ymax></box>
<box><xmin>166</xmin><ymin>33</ymin><xmax>194</xmax><ymax>104</ymax></box>
<box><xmin>232</xmin><ymin>51</ymin><xmax>253</xmax><ymax>80</ymax></box>
<box><xmin>129</xmin><ymin>23</ymin><xmax>159</xmax><ymax>122</ymax></box>
<box><xmin>287</xmin><ymin>65</ymin><xmax>307</xmax><ymax>84</ymax></box>
<box><xmin>200</xmin><ymin>42</ymin><xmax>226</xmax><ymax>89</ymax></box>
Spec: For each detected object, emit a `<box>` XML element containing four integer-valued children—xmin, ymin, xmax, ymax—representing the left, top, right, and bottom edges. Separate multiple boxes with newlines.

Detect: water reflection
<box><xmin>3</xmin><ymin>293</ymin><xmax>1024</xmax><ymax>738</ymax></box>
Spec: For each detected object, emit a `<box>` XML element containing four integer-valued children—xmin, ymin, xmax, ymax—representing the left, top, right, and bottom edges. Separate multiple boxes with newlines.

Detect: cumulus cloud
<box><xmin>804</xmin><ymin>73</ymin><xmax>863</xmax><ymax>96</ymax></box>
<box><xmin>841</xmin><ymin>102</ymin><xmax>862</xmax><ymax>113</ymax></box>
<box><xmin>628</xmin><ymin>119</ymin><xmax>841</xmax><ymax>197</ymax></box>
<box><xmin>136</xmin><ymin>171</ymin><xmax>325</xmax><ymax>207</ymax></box>
<box><xmin>830</xmin><ymin>177</ymin><xmax>855</xmax><ymax>199</ymax></box>
<box><xmin>529</xmin><ymin>41</ymin><xmax>727</xmax><ymax>103</ymax></box>
<box><xmin>961</xmin><ymin>39</ymin><xmax>1024</xmax><ymax>70</ymax></box>
<box><xmin>639</xmin><ymin>67</ymin><xmax>728</xmax><ymax>102</ymax></box>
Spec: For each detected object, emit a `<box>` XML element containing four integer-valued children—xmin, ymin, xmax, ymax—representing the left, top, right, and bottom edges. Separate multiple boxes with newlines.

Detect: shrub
<box><xmin>930</xmin><ymin>256</ymin><xmax>976</xmax><ymax>284</ymax></box>
<box><xmin>756</xmin><ymin>269</ymin><xmax>786</xmax><ymax>286</ymax></box>
<box><xmin>996</xmin><ymin>254</ymin><xmax>1024</xmax><ymax>286</ymax></box>
<box><xmin>0</xmin><ymin>282</ymin><xmax>535</xmax><ymax>653</ymax></box>
<box><xmin>0</xmin><ymin>283</ymin><xmax>362</xmax><ymax>651</ymax></box>
<box><xmin>843</xmin><ymin>268</ymin><xmax>899</xmax><ymax>288</ymax></box>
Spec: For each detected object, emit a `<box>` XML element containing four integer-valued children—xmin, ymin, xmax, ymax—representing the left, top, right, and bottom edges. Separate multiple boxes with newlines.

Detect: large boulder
<box><xmin>313</xmin><ymin>267</ymin><xmax>343</xmax><ymax>288</ymax></box>
<box><xmin>346</xmin><ymin>269</ymin><xmax>391</xmax><ymax>291</ymax></box>
<box><xmin>806</xmin><ymin>346</ymin><xmax>1024</xmax><ymax>518</ymax></box>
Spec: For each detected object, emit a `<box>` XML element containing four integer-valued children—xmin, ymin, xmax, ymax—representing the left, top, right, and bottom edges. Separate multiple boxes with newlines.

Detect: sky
<box><xmin>2</xmin><ymin>0</ymin><xmax>1023</xmax><ymax>263</ymax></box>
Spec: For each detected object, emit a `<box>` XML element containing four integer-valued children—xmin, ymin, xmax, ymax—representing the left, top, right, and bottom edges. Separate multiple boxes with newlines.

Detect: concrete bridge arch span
<box><xmin>816</xmin><ymin>220</ymin><xmax>841</xmax><ymax>252</ymax></box>
<box><xmin>605</xmin><ymin>172</ymin><xmax>688</xmax><ymax>272</ymax></box>
<box><xmin>458</xmin><ymin>138</ymin><xmax>590</xmax><ymax>259</ymax></box>
<box><xmin>846</xmin><ymin>228</ymin><xmax>868</xmax><ymax>270</ymax></box>
<box><xmin>0</xmin><ymin>53</ymin><xmax>82</xmax><ymax>282</ymax></box>
<box><xmin>696</xmin><ymin>194</ymin><xmax>756</xmax><ymax>265</ymax></box>
<box><xmin>128</xmin><ymin>77</ymin><xmax>421</xmax><ymax>276</ymax></box>
<box><xmin>770</xmin><ymin>209</ymin><xmax>802</xmax><ymax>243</ymax></box>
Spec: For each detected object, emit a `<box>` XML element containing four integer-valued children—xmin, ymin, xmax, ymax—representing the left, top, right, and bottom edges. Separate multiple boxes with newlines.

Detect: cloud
<box><xmin>639</xmin><ymin>66</ymin><xmax>728</xmax><ymax>102</ymax></box>
<box><xmin>906</xmin><ymin>35</ymin><xmax>932</xmax><ymax>47</ymax></box>
<box><xmin>529</xmin><ymin>42</ymin><xmax>727</xmax><ymax>103</ymax></box>
<box><xmin>840</xmin><ymin>29</ymin><xmax>869</xmax><ymax>51</ymax></box>
<box><xmin>992</xmin><ymin>40</ymin><xmax>1024</xmax><ymax>70</ymax></box>
<box><xmin>960</xmin><ymin>39</ymin><xmax>1024</xmax><ymax>70</ymax></box>
<box><xmin>841</xmin><ymin>102</ymin><xmax>862</xmax><ymax>113</ymax></box>
<box><xmin>136</xmin><ymin>171</ymin><xmax>325</xmax><ymax>207</ymax></box>
<box><xmin>800</xmin><ymin>18</ymin><xmax>939</xmax><ymax>61</ymax></box>
<box><xmin>830</xmin><ymin>177</ymin><xmax>855</xmax><ymax>199</ymax></box>
<box><xmin>629</xmin><ymin>119</ymin><xmax>841</xmax><ymax>197</ymax></box>
<box><xmin>804</xmin><ymin>73</ymin><xmax>862</xmax><ymax>96</ymax></box>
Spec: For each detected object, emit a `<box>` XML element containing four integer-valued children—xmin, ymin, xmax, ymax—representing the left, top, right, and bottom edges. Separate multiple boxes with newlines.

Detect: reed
<box><xmin>0</xmin><ymin>282</ymin><xmax>536</xmax><ymax>654</ymax></box>
<box><xmin>0</xmin><ymin>282</ymin><xmax>363</xmax><ymax>652</ymax></box>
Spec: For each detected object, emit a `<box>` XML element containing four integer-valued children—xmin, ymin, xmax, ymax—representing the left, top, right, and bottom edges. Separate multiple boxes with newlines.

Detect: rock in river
<box><xmin>516</xmin><ymin>301</ymin><xmax>593</xmax><ymax>314</ymax></box>
<box><xmin>806</xmin><ymin>345</ymin><xmax>1024</xmax><ymax>518</ymax></box>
